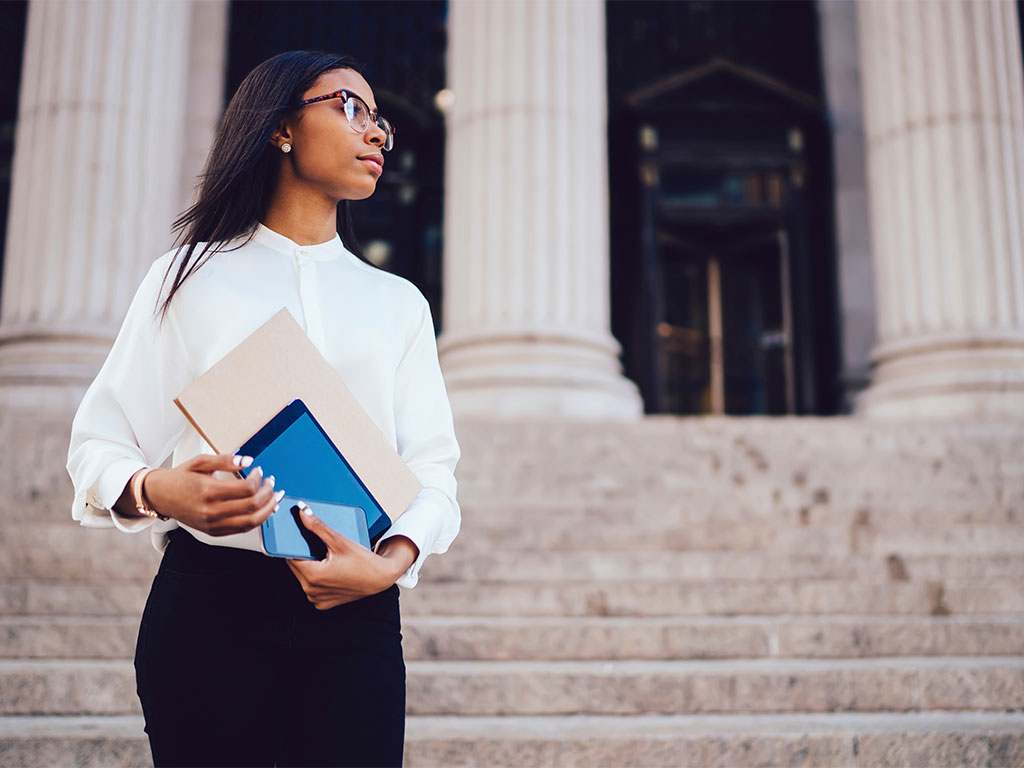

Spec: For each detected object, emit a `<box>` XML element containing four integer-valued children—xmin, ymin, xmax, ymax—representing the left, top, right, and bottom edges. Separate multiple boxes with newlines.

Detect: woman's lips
<box><xmin>360</xmin><ymin>157</ymin><xmax>383</xmax><ymax>175</ymax></box>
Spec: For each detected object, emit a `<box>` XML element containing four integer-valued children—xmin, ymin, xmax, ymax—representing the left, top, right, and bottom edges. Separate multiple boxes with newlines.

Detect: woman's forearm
<box><xmin>111</xmin><ymin>468</ymin><xmax>149</xmax><ymax>519</ymax></box>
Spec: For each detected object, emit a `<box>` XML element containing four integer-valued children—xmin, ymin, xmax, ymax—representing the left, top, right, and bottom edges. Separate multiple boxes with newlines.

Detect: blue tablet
<box><xmin>235</xmin><ymin>398</ymin><xmax>392</xmax><ymax>551</ymax></box>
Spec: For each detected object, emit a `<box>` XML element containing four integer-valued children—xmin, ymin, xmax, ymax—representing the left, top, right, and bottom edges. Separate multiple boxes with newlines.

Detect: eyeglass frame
<box><xmin>294</xmin><ymin>89</ymin><xmax>395</xmax><ymax>151</ymax></box>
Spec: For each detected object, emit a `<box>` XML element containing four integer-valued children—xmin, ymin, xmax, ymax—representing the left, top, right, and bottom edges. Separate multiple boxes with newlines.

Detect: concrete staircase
<box><xmin>1</xmin><ymin>414</ymin><xmax>1023</xmax><ymax>766</ymax></box>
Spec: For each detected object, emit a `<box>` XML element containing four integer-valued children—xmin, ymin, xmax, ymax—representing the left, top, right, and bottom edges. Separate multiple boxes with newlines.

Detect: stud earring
<box><xmin>281</xmin><ymin>143</ymin><xmax>292</xmax><ymax>153</ymax></box>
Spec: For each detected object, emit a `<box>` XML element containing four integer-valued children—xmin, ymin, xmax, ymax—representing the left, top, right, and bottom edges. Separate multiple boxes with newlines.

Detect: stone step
<box><xmin>454</xmin><ymin>521</ymin><xmax>1024</xmax><ymax>555</ymax></box>
<box><xmin>12</xmin><ymin>425</ymin><xmax>1021</xmax><ymax>526</ymax></box>
<box><xmin>16</xmin><ymin>456</ymin><xmax>1012</xmax><ymax>518</ymax></box>
<box><xmin>402</xmin><ymin>615</ymin><xmax>1024</xmax><ymax>661</ymax></box>
<box><xmin>450</xmin><ymin>480</ymin><xmax>1007</xmax><ymax>509</ymax></box>
<box><xmin>458</xmin><ymin>495</ymin><xmax>1020</xmax><ymax>527</ymax></box>
<box><xmin>2</xmin><ymin>657</ymin><xmax>1022</xmax><ymax>716</ymax></box>
<box><xmin>2</xmin><ymin>577</ymin><xmax>1020</xmax><ymax>618</ymax></box>
<box><xmin>0</xmin><ymin>715</ymin><xmax>150</xmax><ymax>768</ymax></box>
<box><xmin>0</xmin><ymin>617</ymin><xmax>138</xmax><ymax>660</ymax></box>
<box><xmin>426</xmin><ymin>550</ymin><xmax>1024</xmax><ymax>583</ymax></box>
<box><xmin>16</xmin><ymin>465</ymin><xmax>1012</xmax><ymax>521</ymax></box>
<box><xmin>10</xmin><ymin>527</ymin><xmax>1024</xmax><ymax>583</ymax></box>
<box><xmin>405</xmin><ymin>711</ymin><xmax>1024</xmax><ymax>768</ymax></box>
<box><xmin>399</xmin><ymin>578</ymin><xmax>1023</xmax><ymax>617</ymax></box>
<box><xmin>404</xmin><ymin>657</ymin><xmax>1024</xmax><ymax>716</ymax></box>
<box><xmin>0</xmin><ymin>582</ymin><xmax>151</xmax><ymax>617</ymax></box>
<box><xmin>2</xmin><ymin>711</ymin><xmax>1023</xmax><ymax>768</ymax></box>
<box><xmin>6</xmin><ymin>521</ymin><xmax>1023</xmax><ymax>582</ymax></box>
<box><xmin>4</xmin><ymin>614</ymin><xmax>1023</xmax><ymax>662</ymax></box>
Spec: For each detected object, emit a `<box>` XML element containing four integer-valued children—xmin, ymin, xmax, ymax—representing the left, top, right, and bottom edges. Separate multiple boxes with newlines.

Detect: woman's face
<box><xmin>276</xmin><ymin>68</ymin><xmax>388</xmax><ymax>202</ymax></box>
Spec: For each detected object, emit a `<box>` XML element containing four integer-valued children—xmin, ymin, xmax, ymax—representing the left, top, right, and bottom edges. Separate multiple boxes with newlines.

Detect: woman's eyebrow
<box><xmin>346</xmin><ymin>89</ymin><xmax>378</xmax><ymax>113</ymax></box>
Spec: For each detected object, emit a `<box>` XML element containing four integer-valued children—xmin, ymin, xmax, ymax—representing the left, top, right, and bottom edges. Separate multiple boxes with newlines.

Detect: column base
<box><xmin>438</xmin><ymin>327</ymin><xmax>644</xmax><ymax>420</ymax></box>
<box><xmin>855</xmin><ymin>331</ymin><xmax>1024</xmax><ymax>420</ymax></box>
<box><xmin>0</xmin><ymin>331</ymin><xmax>113</xmax><ymax>416</ymax></box>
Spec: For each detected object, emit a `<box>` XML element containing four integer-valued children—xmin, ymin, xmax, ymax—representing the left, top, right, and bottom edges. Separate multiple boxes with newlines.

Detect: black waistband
<box><xmin>162</xmin><ymin>528</ymin><xmax>401</xmax><ymax>603</ymax></box>
<box><xmin>163</xmin><ymin>527</ymin><xmax>282</xmax><ymax>577</ymax></box>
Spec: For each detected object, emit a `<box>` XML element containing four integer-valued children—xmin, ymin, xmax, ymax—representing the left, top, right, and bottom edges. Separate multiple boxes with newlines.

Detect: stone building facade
<box><xmin>1</xmin><ymin>0</ymin><xmax>1022</xmax><ymax>421</ymax></box>
<box><xmin>1</xmin><ymin>0</ymin><xmax>1023</xmax><ymax>422</ymax></box>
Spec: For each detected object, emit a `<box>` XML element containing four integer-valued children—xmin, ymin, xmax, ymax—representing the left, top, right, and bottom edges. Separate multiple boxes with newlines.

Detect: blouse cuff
<box><xmin>374</xmin><ymin>488</ymin><xmax>456</xmax><ymax>589</ymax></box>
<box><xmin>90</xmin><ymin>458</ymin><xmax>154</xmax><ymax>533</ymax></box>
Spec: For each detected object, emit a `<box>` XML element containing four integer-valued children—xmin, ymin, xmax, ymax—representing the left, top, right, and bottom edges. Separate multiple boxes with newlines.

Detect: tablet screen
<box><xmin>239</xmin><ymin>401</ymin><xmax>389</xmax><ymax>543</ymax></box>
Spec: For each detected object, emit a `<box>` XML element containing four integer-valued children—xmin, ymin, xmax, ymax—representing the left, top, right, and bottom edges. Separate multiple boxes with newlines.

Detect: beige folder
<box><xmin>173</xmin><ymin>307</ymin><xmax>422</xmax><ymax>525</ymax></box>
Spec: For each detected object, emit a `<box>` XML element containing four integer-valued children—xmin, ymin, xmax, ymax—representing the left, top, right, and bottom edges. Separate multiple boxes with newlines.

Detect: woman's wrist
<box><xmin>132</xmin><ymin>468</ymin><xmax>170</xmax><ymax>520</ymax></box>
<box><xmin>113</xmin><ymin>469</ymin><xmax>150</xmax><ymax>519</ymax></box>
<box><xmin>376</xmin><ymin>536</ymin><xmax>418</xmax><ymax>582</ymax></box>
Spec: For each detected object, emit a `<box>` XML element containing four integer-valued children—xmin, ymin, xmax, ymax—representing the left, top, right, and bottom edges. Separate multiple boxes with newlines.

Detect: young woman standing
<box><xmin>66</xmin><ymin>51</ymin><xmax>461</xmax><ymax>767</ymax></box>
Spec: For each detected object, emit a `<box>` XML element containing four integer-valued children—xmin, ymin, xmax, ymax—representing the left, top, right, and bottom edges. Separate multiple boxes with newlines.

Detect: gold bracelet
<box><xmin>132</xmin><ymin>467</ymin><xmax>169</xmax><ymax>521</ymax></box>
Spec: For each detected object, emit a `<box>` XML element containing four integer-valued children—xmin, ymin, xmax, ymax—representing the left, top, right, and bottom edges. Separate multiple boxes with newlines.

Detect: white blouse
<box><xmin>66</xmin><ymin>223</ymin><xmax>461</xmax><ymax>589</ymax></box>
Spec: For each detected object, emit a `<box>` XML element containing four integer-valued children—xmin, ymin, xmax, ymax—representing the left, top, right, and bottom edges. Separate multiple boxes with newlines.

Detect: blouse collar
<box><xmin>251</xmin><ymin>222</ymin><xmax>346</xmax><ymax>262</ymax></box>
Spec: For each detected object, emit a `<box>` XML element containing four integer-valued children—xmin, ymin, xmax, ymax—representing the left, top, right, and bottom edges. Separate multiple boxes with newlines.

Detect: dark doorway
<box><xmin>227</xmin><ymin>0</ymin><xmax>448</xmax><ymax>326</ymax></box>
<box><xmin>0</xmin><ymin>0</ymin><xmax>29</xmax><ymax>308</ymax></box>
<box><xmin>607</xmin><ymin>1</ymin><xmax>840</xmax><ymax>415</ymax></box>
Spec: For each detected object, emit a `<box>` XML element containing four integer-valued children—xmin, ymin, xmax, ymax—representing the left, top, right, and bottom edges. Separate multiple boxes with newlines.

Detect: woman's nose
<box><xmin>366</xmin><ymin>122</ymin><xmax>386</xmax><ymax>147</ymax></box>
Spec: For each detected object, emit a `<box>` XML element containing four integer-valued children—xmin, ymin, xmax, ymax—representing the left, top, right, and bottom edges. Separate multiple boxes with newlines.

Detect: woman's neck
<box><xmin>262</xmin><ymin>178</ymin><xmax>339</xmax><ymax>245</ymax></box>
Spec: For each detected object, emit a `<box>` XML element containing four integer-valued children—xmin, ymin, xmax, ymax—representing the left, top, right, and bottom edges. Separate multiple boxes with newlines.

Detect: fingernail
<box><xmin>253</xmin><ymin>466</ymin><xmax>263</xmax><ymax>480</ymax></box>
<box><xmin>267</xmin><ymin>475</ymin><xmax>275</xmax><ymax>488</ymax></box>
<box><xmin>274</xmin><ymin>503</ymin><xmax>280</xmax><ymax>512</ymax></box>
<box><xmin>274</xmin><ymin>490</ymin><xmax>285</xmax><ymax>503</ymax></box>
<box><xmin>299</xmin><ymin>501</ymin><xmax>312</xmax><ymax>515</ymax></box>
<box><xmin>234</xmin><ymin>455</ymin><xmax>254</xmax><ymax>468</ymax></box>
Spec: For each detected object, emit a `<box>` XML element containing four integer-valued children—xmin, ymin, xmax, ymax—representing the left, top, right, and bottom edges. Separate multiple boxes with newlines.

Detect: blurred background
<box><xmin>0</xmin><ymin>1</ymin><xmax>1022</xmax><ymax>766</ymax></box>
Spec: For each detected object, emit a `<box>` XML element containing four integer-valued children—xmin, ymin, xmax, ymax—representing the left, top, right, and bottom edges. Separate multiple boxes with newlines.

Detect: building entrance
<box><xmin>626</xmin><ymin>69</ymin><xmax>829</xmax><ymax>417</ymax></box>
<box><xmin>607</xmin><ymin>0</ymin><xmax>839</xmax><ymax>415</ymax></box>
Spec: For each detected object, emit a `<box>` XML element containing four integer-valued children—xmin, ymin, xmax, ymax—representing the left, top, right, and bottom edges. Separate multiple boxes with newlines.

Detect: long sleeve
<box><xmin>67</xmin><ymin>253</ymin><xmax>195</xmax><ymax>532</ymax></box>
<box><xmin>375</xmin><ymin>293</ymin><xmax>461</xmax><ymax>588</ymax></box>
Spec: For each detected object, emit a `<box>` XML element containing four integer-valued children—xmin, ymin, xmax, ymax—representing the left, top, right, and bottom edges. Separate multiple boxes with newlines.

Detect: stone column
<box><xmin>439</xmin><ymin>0</ymin><xmax>643</xmax><ymax>419</ymax></box>
<box><xmin>0</xmin><ymin>0</ymin><xmax>194</xmax><ymax>414</ymax></box>
<box><xmin>855</xmin><ymin>0</ymin><xmax>1024</xmax><ymax>419</ymax></box>
<box><xmin>180</xmin><ymin>0</ymin><xmax>229</xmax><ymax>210</ymax></box>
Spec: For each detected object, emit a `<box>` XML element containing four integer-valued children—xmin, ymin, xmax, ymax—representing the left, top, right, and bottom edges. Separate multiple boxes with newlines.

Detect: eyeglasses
<box><xmin>295</xmin><ymin>89</ymin><xmax>395</xmax><ymax>152</ymax></box>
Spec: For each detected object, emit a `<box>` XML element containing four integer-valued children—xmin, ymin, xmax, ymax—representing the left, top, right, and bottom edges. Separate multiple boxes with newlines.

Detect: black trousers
<box><xmin>134</xmin><ymin>528</ymin><xmax>406</xmax><ymax>767</ymax></box>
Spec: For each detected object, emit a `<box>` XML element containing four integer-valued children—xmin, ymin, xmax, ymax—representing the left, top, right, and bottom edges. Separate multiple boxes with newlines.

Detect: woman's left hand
<box><xmin>285</xmin><ymin>506</ymin><xmax>418</xmax><ymax>610</ymax></box>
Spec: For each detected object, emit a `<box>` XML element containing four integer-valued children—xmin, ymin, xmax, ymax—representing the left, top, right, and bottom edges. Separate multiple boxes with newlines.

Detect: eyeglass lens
<box><xmin>345</xmin><ymin>98</ymin><xmax>393</xmax><ymax>151</ymax></box>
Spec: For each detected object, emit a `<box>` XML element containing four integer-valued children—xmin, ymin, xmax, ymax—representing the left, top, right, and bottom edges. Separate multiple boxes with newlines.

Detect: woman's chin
<box><xmin>329</xmin><ymin>177</ymin><xmax>377</xmax><ymax>200</ymax></box>
<box><xmin>347</xmin><ymin>183</ymin><xmax>377</xmax><ymax>201</ymax></box>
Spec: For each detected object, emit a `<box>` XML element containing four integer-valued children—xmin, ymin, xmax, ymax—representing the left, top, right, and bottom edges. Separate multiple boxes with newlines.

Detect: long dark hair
<box><xmin>155</xmin><ymin>51</ymin><xmax>372</xmax><ymax>323</ymax></box>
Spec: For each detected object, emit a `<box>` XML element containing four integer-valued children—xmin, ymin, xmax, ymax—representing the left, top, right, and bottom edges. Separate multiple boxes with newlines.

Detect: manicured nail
<box><xmin>252</xmin><ymin>466</ymin><xmax>263</xmax><ymax>481</ymax></box>
<box><xmin>267</xmin><ymin>475</ymin><xmax>275</xmax><ymax>489</ymax></box>
<box><xmin>234</xmin><ymin>455</ymin><xmax>254</xmax><ymax>468</ymax></box>
<box><xmin>273</xmin><ymin>490</ymin><xmax>285</xmax><ymax>503</ymax></box>
<box><xmin>299</xmin><ymin>501</ymin><xmax>312</xmax><ymax>515</ymax></box>
<box><xmin>274</xmin><ymin>503</ymin><xmax>280</xmax><ymax>512</ymax></box>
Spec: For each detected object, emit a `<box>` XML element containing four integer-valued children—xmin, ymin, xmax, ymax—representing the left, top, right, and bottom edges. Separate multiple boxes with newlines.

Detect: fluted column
<box><xmin>439</xmin><ymin>0</ymin><xmax>643</xmax><ymax>419</ymax></box>
<box><xmin>0</xmin><ymin>0</ymin><xmax>193</xmax><ymax>413</ymax></box>
<box><xmin>855</xmin><ymin>0</ymin><xmax>1024</xmax><ymax>419</ymax></box>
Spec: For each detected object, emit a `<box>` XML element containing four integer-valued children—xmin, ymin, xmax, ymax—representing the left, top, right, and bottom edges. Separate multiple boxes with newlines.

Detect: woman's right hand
<box><xmin>142</xmin><ymin>453</ymin><xmax>284</xmax><ymax>536</ymax></box>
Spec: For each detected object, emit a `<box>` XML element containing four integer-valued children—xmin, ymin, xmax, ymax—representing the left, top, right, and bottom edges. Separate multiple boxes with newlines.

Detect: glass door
<box><xmin>719</xmin><ymin>230</ymin><xmax>795</xmax><ymax>414</ymax></box>
<box><xmin>655</xmin><ymin>228</ymin><xmax>794</xmax><ymax>415</ymax></box>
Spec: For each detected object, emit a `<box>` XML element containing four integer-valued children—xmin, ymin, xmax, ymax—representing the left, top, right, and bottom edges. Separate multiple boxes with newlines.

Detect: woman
<box><xmin>65</xmin><ymin>51</ymin><xmax>461</xmax><ymax>767</ymax></box>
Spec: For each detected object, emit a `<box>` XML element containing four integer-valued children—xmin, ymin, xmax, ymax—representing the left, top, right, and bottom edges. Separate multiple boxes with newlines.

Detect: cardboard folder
<box><xmin>172</xmin><ymin>307</ymin><xmax>422</xmax><ymax>526</ymax></box>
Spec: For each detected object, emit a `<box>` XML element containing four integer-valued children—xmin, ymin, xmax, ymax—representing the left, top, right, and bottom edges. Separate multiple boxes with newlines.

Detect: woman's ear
<box><xmin>270</xmin><ymin>119</ymin><xmax>294</xmax><ymax>153</ymax></box>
